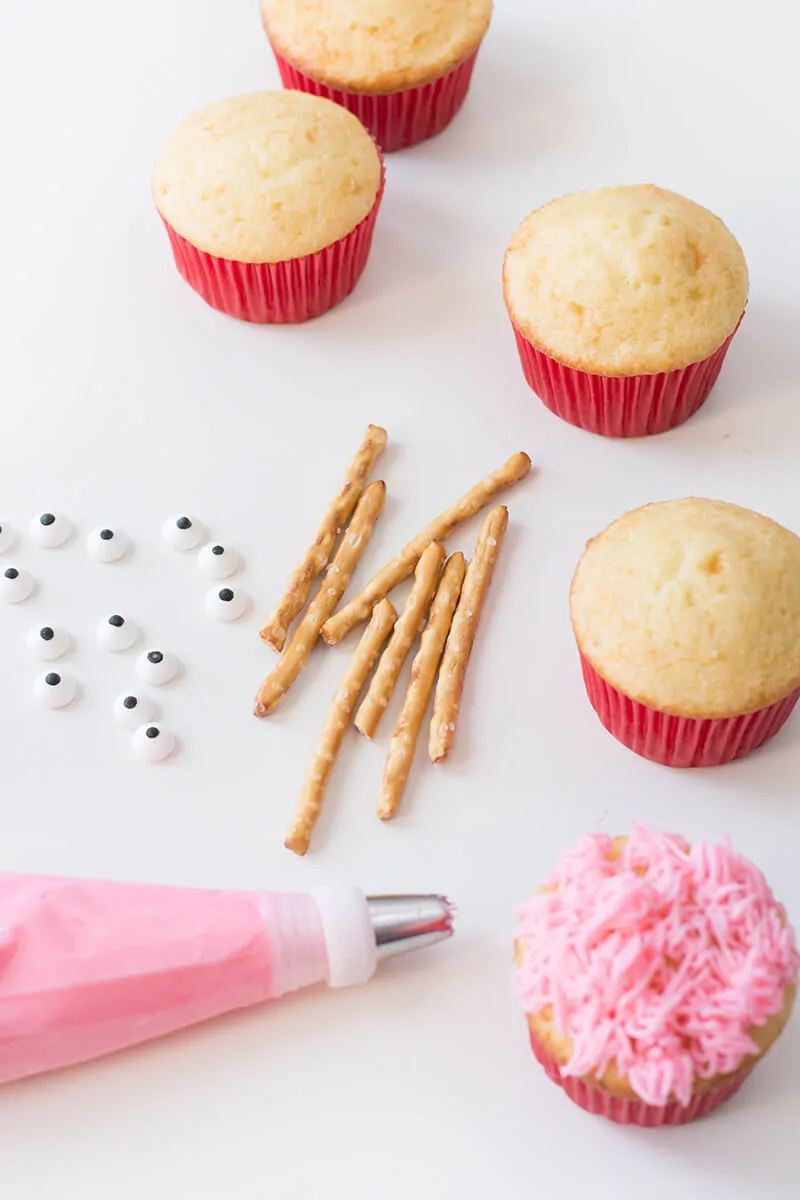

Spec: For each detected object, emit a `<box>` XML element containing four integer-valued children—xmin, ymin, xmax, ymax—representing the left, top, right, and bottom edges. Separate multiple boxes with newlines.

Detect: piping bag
<box><xmin>0</xmin><ymin>874</ymin><xmax>453</xmax><ymax>1085</ymax></box>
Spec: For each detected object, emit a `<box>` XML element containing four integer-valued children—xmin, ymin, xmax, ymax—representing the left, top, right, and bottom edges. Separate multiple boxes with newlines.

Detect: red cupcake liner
<box><xmin>511</xmin><ymin>319</ymin><xmax>741</xmax><ymax>438</ymax></box>
<box><xmin>270</xmin><ymin>48</ymin><xmax>480</xmax><ymax>153</ymax></box>
<box><xmin>159</xmin><ymin>170</ymin><xmax>384</xmax><ymax>324</ymax></box>
<box><xmin>580</xmin><ymin>652</ymin><xmax>800</xmax><ymax>768</ymax></box>
<box><xmin>528</xmin><ymin>1027</ymin><xmax>751</xmax><ymax>1126</ymax></box>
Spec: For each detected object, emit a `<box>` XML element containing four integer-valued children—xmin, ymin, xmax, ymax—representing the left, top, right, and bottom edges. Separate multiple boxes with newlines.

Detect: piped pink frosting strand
<box><xmin>515</xmin><ymin>827</ymin><xmax>798</xmax><ymax>1107</ymax></box>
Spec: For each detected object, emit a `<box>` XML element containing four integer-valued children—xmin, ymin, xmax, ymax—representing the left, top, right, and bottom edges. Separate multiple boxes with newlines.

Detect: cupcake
<box><xmin>503</xmin><ymin>185</ymin><xmax>748</xmax><ymax>437</ymax></box>
<box><xmin>260</xmin><ymin>0</ymin><xmax>492</xmax><ymax>152</ymax></box>
<box><xmin>570</xmin><ymin>499</ymin><xmax>800</xmax><ymax>767</ymax></box>
<box><xmin>153</xmin><ymin>91</ymin><xmax>384</xmax><ymax>323</ymax></box>
<box><xmin>516</xmin><ymin>827</ymin><xmax>798</xmax><ymax>1126</ymax></box>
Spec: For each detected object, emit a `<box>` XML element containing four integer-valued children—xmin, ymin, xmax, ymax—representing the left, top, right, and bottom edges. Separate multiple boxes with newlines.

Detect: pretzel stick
<box><xmin>429</xmin><ymin>506</ymin><xmax>508</xmax><ymax>763</ymax></box>
<box><xmin>260</xmin><ymin>425</ymin><xmax>387</xmax><ymax>651</ymax></box>
<box><xmin>376</xmin><ymin>553</ymin><xmax>466</xmax><ymax>821</ymax></box>
<box><xmin>285</xmin><ymin>599</ymin><xmax>397</xmax><ymax>856</ymax></box>
<box><xmin>254</xmin><ymin>481</ymin><xmax>386</xmax><ymax>716</ymax></box>
<box><xmin>353</xmin><ymin>540</ymin><xmax>445</xmax><ymax>739</ymax></box>
<box><xmin>321</xmin><ymin>452</ymin><xmax>530</xmax><ymax>645</ymax></box>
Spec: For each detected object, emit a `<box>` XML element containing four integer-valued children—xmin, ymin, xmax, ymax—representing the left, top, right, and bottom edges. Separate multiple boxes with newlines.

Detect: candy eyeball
<box><xmin>132</xmin><ymin>723</ymin><xmax>176</xmax><ymax>763</ymax></box>
<box><xmin>97</xmin><ymin>613</ymin><xmax>139</xmax><ymax>651</ymax></box>
<box><xmin>34</xmin><ymin>669</ymin><xmax>77</xmax><ymax>709</ymax></box>
<box><xmin>113</xmin><ymin>691</ymin><xmax>157</xmax><ymax>730</ymax></box>
<box><xmin>163</xmin><ymin>515</ymin><xmax>204</xmax><ymax>551</ymax></box>
<box><xmin>0</xmin><ymin>522</ymin><xmax>16</xmax><ymax>555</ymax></box>
<box><xmin>1</xmin><ymin>566</ymin><xmax>34</xmax><ymax>603</ymax></box>
<box><xmin>136</xmin><ymin>648</ymin><xmax>179</xmax><ymax>685</ymax></box>
<box><xmin>27</xmin><ymin>624</ymin><xmax>70</xmax><ymax>660</ymax></box>
<box><xmin>87</xmin><ymin>527</ymin><xmax>128</xmax><ymax>563</ymax></box>
<box><xmin>206</xmin><ymin>585</ymin><xmax>248</xmax><ymax>621</ymax></box>
<box><xmin>30</xmin><ymin>512</ymin><xmax>71</xmax><ymax>548</ymax></box>
<box><xmin>198</xmin><ymin>543</ymin><xmax>239</xmax><ymax>579</ymax></box>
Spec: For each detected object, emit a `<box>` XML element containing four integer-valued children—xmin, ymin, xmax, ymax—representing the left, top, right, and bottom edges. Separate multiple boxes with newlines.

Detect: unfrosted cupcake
<box><xmin>153</xmin><ymin>91</ymin><xmax>384</xmax><ymax>323</ymax></box>
<box><xmin>516</xmin><ymin>827</ymin><xmax>798</xmax><ymax>1126</ymax></box>
<box><xmin>503</xmin><ymin>186</ymin><xmax>748</xmax><ymax>437</ymax></box>
<box><xmin>570</xmin><ymin>498</ymin><xmax>800</xmax><ymax>767</ymax></box>
<box><xmin>260</xmin><ymin>0</ymin><xmax>492</xmax><ymax>152</ymax></box>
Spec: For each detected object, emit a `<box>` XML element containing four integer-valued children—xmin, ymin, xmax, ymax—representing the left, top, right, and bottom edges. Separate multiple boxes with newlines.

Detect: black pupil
<box><xmin>220</xmin><ymin>588</ymin><xmax>234</xmax><ymax>602</ymax></box>
<box><xmin>176</xmin><ymin>517</ymin><xmax>191</xmax><ymax>530</ymax></box>
<box><xmin>40</xmin><ymin>513</ymin><xmax>55</xmax><ymax>526</ymax></box>
<box><xmin>109</xmin><ymin>615</ymin><xmax>124</xmax><ymax>627</ymax></box>
<box><xmin>212</xmin><ymin>545</ymin><xmax>224</xmax><ymax>555</ymax></box>
<box><xmin>45</xmin><ymin>673</ymin><xmax>60</xmax><ymax>686</ymax></box>
<box><xmin>100</xmin><ymin>529</ymin><xmax>113</xmax><ymax>540</ymax></box>
<box><xmin>40</xmin><ymin>627</ymin><xmax>54</xmax><ymax>640</ymax></box>
<box><xmin>123</xmin><ymin>696</ymin><xmax>137</xmax><ymax>709</ymax></box>
<box><xmin>5</xmin><ymin>568</ymin><xmax>18</xmax><ymax>579</ymax></box>
<box><xmin>145</xmin><ymin>726</ymin><xmax>159</xmax><ymax>739</ymax></box>
<box><xmin>148</xmin><ymin>651</ymin><xmax>163</xmax><ymax>664</ymax></box>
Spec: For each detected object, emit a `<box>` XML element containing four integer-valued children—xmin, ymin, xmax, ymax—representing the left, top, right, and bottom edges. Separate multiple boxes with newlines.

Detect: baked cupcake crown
<box><xmin>503</xmin><ymin>185</ymin><xmax>748</xmax><ymax>376</ymax></box>
<box><xmin>152</xmin><ymin>91</ymin><xmax>382</xmax><ymax>263</ymax></box>
<box><xmin>260</xmin><ymin>0</ymin><xmax>493</xmax><ymax>93</ymax></box>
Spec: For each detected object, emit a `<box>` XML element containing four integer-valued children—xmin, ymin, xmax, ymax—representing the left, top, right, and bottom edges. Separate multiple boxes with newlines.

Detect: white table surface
<box><xmin>1</xmin><ymin>0</ymin><xmax>798</xmax><ymax>1195</ymax></box>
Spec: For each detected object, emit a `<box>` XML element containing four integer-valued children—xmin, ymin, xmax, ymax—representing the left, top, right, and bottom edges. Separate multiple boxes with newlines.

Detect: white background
<box><xmin>0</xmin><ymin>0</ymin><xmax>798</xmax><ymax>1196</ymax></box>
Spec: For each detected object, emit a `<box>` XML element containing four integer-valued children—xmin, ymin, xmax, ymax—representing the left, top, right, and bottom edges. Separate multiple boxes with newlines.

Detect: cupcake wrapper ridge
<box><xmin>580</xmin><ymin>652</ymin><xmax>800</xmax><ymax>768</ymax></box>
<box><xmin>160</xmin><ymin>168</ymin><xmax>384</xmax><ymax>324</ymax></box>
<box><xmin>511</xmin><ymin>319</ymin><xmax>741</xmax><ymax>438</ymax></box>
<box><xmin>528</xmin><ymin>1027</ymin><xmax>751</xmax><ymax>1126</ymax></box>
<box><xmin>271</xmin><ymin>48</ymin><xmax>480</xmax><ymax>153</ymax></box>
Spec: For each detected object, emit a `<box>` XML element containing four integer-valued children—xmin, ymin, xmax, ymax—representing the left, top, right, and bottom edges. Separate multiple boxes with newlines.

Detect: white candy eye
<box><xmin>206</xmin><ymin>585</ymin><xmax>247</xmax><ymax>621</ymax></box>
<box><xmin>198</xmin><ymin>543</ymin><xmax>239</xmax><ymax>579</ymax></box>
<box><xmin>30</xmin><ymin>512</ymin><xmax>70</xmax><ymax>548</ymax></box>
<box><xmin>34</xmin><ymin>669</ymin><xmax>77</xmax><ymax>709</ymax></box>
<box><xmin>132</xmin><ymin>723</ymin><xmax>176</xmax><ymax>762</ymax></box>
<box><xmin>0</xmin><ymin>522</ymin><xmax>16</xmax><ymax>555</ymax></box>
<box><xmin>163</xmin><ymin>515</ymin><xmax>204</xmax><ymax>550</ymax></box>
<box><xmin>27</xmin><ymin>624</ymin><xmax>70</xmax><ymax>660</ymax></box>
<box><xmin>97</xmin><ymin>613</ymin><xmax>139</xmax><ymax>651</ymax></box>
<box><xmin>113</xmin><ymin>691</ymin><xmax>157</xmax><ymax>730</ymax></box>
<box><xmin>136</xmin><ymin>648</ymin><xmax>179</xmax><ymax>685</ymax></box>
<box><xmin>2</xmin><ymin>566</ymin><xmax>34</xmax><ymax>603</ymax></box>
<box><xmin>87</xmin><ymin>527</ymin><xmax>128</xmax><ymax>562</ymax></box>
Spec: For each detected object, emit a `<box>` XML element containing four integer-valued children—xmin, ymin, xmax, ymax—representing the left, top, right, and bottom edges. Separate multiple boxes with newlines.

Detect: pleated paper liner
<box><xmin>270</xmin><ymin>48</ymin><xmax>480</xmax><ymax>153</ymax></box>
<box><xmin>528</xmin><ymin>1027</ymin><xmax>751</xmax><ymax>1126</ymax></box>
<box><xmin>159</xmin><ymin>169</ymin><xmax>384</xmax><ymax>324</ymax></box>
<box><xmin>579</xmin><ymin>652</ymin><xmax>800</xmax><ymax>768</ymax></box>
<box><xmin>511</xmin><ymin>319</ymin><xmax>742</xmax><ymax>438</ymax></box>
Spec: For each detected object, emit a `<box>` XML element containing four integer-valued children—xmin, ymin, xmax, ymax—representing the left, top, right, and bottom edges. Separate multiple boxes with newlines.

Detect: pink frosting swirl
<box><xmin>516</xmin><ymin>826</ymin><xmax>798</xmax><ymax>1107</ymax></box>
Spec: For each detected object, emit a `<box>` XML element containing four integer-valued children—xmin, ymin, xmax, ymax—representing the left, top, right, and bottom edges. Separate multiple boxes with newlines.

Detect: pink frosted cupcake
<box><xmin>515</xmin><ymin>828</ymin><xmax>798</xmax><ymax>1126</ymax></box>
<box><xmin>570</xmin><ymin>499</ymin><xmax>800</xmax><ymax>767</ymax></box>
<box><xmin>503</xmin><ymin>186</ymin><xmax>748</xmax><ymax>437</ymax></box>
<box><xmin>260</xmin><ymin>0</ymin><xmax>492</xmax><ymax>152</ymax></box>
<box><xmin>153</xmin><ymin>91</ymin><xmax>383</xmax><ymax>323</ymax></box>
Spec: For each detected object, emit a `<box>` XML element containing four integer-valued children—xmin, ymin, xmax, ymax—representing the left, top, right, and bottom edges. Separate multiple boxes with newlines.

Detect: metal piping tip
<box><xmin>366</xmin><ymin>894</ymin><xmax>455</xmax><ymax>962</ymax></box>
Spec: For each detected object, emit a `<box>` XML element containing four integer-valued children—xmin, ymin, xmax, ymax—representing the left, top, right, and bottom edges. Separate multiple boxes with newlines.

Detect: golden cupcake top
<box><xmin>152</xmin><ymin>91</ymin><xmax>382</xmax><ymax>264</ymax></box>
<box><xmin>570</xmin><ymin>499</ymin><xmax>800</xmax><ymax>718</ymax></box>
<box><xmin>503</xmin><ymin>185</ymin><xmax>748</xmax><ymax>376</ymax></box>
<box><xmin>260</xmin><ymin>0</ymin><xmax>492</xmax><ymax>93</ymax></box>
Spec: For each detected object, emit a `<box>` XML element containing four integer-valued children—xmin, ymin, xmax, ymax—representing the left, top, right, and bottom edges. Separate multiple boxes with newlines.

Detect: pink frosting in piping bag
<box><xmin>515</xmin><ymin>826</ymin><xmax>798</xmax><ymax>1107</ymax></box>
<box><xmin>0</xmin><ymin>874</ymin><xmax>331</xmax><ymax>1085</ymax></box>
